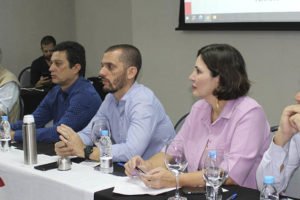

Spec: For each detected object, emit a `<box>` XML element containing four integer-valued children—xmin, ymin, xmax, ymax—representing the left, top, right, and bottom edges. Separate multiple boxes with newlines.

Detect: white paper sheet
<box><xmin>113</xmin><ymin>176</ymin><xmax>175</xmax><ymax>196</ymax></box>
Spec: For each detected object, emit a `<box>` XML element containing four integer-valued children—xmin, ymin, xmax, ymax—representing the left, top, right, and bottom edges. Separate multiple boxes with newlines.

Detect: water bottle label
<box><xmin>0</xmin><ymin>138</ymin><xmax>11</xmax><ymax>152</ymax></box>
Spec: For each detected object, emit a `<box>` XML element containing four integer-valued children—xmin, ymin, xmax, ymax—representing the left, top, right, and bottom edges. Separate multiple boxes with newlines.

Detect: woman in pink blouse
<box><xmin>124</xmin><ymin>44</ymin><xmax>270</xmax><ymax>190</ymax></box>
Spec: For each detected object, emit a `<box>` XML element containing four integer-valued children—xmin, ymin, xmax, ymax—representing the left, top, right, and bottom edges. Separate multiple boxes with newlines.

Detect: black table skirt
<box><xmin>95</xmin><ymin>185</ymin><xmax>260</xmax><ymax>200</ymax></box>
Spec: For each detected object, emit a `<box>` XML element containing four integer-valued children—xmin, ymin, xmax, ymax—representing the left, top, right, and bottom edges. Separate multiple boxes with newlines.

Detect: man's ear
<box><xmin>72</xmin><ymin>63</ymin><xmax>81</xmax><ymax>75</ymax></box>
<box><xmin>127</xmin><ymin>66</ymin><xmax>137</xmax><ymax>80</ymax></box>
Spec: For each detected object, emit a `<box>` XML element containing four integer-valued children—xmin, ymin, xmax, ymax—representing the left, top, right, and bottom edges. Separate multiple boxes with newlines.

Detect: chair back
<box><xmin>174</xmin><ymin>113</ymin><xmax>189</xmax><ymax>134</ymax></box>
<box><xmin>87</xmin><ymin>76</ymin><xmax>107</xmax><ymax>100</ymax></box>
<box><xmin>18</xmin><ymin>96</ymin><xmax>24</xmax><ymax>120</ymax></box>
<box><xmin>285</xmin><ymin>166</ymin><xmax>300</xmax><ymax>198</ymax></box>
<box><xmin>18</xmin><ymin>66</ymin><xmax>32</xmax><ymax>88</ymax></box>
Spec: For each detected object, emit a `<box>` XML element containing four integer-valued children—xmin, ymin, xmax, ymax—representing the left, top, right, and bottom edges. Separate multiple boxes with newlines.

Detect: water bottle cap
<box><xmin>264</xmin><ymin>176</ymin><xmax>275</xmax><ymax>184</ymax></box>
<box><xmin>209</xmin><ymin>150</ymin><xmax>217</xmax><ymax>158</ymax></box>
<box><xmin>1</xmin><ymin>116</ymin><xmax>8</xmax><ymax>121</ymax></box>
<box><xmin>101</xmin><ymin>130</ymin><xmax>109</xmax><ymax>136</ymax></box>
<box><xmin>23</xmin><ymin>115</ymin><xmax>35</xmax><ymax>124</ymax></box>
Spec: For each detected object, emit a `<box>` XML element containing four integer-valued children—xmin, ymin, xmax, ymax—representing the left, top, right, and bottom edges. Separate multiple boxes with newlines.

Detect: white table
<box><xmin>0</xmin><ymin>147</ymin><xmax>121</xmax><ymax>200</ymax></box>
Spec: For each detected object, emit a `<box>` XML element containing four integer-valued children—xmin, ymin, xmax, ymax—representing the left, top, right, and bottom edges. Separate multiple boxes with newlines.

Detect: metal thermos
<box><xmin>22</xmin><ymin>115</ymin><xmax>37</xmax><ymax>165</ymax></box>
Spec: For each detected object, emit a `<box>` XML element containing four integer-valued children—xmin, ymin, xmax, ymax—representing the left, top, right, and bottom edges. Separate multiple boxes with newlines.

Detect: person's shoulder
<box><xmin>32</xmin><ymin>56</ymin><xmax>44</xmax><ymax>63</ymax></box>
<box><xmin>191</xmin><ymin>99</ymin><xmax>208</xmax><ymax>110</ymax></box>
<box><xmin>235</xmin><ymin>96</ymin><xmax>262</xmax><ymax>110</ymax></box>
<box><xmin>72</xmin><ymin>78</ymin><xmax>101</xmax><ymax>100</ymax></box>
<box><xmin>47</xmin><ymin>84</ymin><xmax>60</xmax><ymax>94</ymax></box>
<box><xmin>31</xmin><ymin>56</ymin><xmax>44</xmax><ymax>66</ymax></box>
<box><xmin>230</xmin><ymin>96</ymin><xmax>267</xmax><ymax>120</ymax></box>
<box><xmin>129</xmin><ymin>83</ymin><xmax>155</xmax><ymax>101</ymax></box>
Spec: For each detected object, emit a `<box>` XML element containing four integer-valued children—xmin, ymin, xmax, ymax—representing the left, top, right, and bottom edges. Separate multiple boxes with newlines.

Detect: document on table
<box><xmin>113</xmin><ymin>176</ymin><xmax>175</xmax><ymax>195</ymax></box>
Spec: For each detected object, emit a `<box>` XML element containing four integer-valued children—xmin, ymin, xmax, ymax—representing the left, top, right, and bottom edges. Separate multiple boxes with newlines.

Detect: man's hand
<box><xmin>289</xmin><ymin>113</ymin><xmax>300</xmax><ymax>131</ymax></box>
<box><xmin>54</xmin><ymin>124</ymin><xmax>85</xmax><ymax>158</ymax></box>
<box><xmin>35</xmin><ymin>76</ymin><xmax>51</xmax><ymax>87</ymax></box>
<box><xmin>274</xmin><ymin>104</ymin><xmax>300</xmax><ymax>147</ymax></box>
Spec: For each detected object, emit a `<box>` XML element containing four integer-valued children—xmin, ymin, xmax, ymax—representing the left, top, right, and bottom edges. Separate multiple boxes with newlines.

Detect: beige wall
<box><xmin>74</xmin><ymin>0</ymin><xmax>133</xmax><ymax>77</ymax></box>
<box><xmin>0</xmin><ymin>0</ymin><xmax>75</xmax><ymax>76</ymax></box>
<box><xmin>1</xmin><ymin>0</ymin><xmax>300</xmax><ymax>126</ymax></box>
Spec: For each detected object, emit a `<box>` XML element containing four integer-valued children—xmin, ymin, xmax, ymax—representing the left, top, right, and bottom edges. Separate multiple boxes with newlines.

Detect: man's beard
<box><xmin>102</xmin><ymin>72</ymin><xmax>127</xmax><ymax>94</ymax></box>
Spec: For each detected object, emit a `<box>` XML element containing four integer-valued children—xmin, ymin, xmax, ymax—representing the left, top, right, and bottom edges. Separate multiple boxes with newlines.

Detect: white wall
<box><xmin>131</xmin><ymin>0</ymin><xmax>300</xmax><ymax>126</ymax></box>
<box><xmin>0</xmin><ymin>0</ymin><xmax>75</xmax><ymax>76</ymax></box>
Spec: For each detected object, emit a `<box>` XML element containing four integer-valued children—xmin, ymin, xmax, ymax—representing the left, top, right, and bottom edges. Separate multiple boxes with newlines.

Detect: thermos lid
<box><xmin>23</xmin><ymin>115</ymin><xmax>35</xmax><ymax>124</ymax></box>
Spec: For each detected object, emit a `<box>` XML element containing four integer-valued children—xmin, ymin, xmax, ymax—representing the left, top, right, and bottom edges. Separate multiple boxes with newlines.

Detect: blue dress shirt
<box><xmin>12</xmin><ymin>77</ymin><xmax>102</xmax><ymax>142</ymax></box>
<box><xmin>78</xmin><ymin>82</ymin><xmax>175</xmax><ymax>162</ymax></box>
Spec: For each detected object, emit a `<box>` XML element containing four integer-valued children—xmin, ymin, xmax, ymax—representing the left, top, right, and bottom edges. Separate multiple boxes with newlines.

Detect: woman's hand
<box><xmin>124</xmin><ymin>156</ymin><xmax>150</xmax><ymax>177</ymax></box>
<box><xmin>140</xmin><ymin>167</ymin><xmax>176</xmax><ymax>189</ymax></box>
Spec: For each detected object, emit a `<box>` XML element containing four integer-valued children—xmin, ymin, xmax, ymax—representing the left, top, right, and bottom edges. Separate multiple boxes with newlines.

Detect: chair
<box><xmin>87</xmin><ymin>76</ymin><xmax>108</xmax><ymax>100</ymax></box>
<box><xmin>18</xmin><ymin>66</ymin><xmax>32</xmax><ymax>88</ymax></box>
<box><xmin>18</xmin><ymin>96</ymin><xmax>24</xmax><ymax>120</ymax></box>
<box><xmin>270</xmin><ymin>125</ymin><xmax>278</xmax><ymax>133</ymax></box>
<box><xmin>285</xmin><ymin>167</ymin><xmax>300</xmax><ymax>198</ymax></box>
<box><xmin>270</xmin><ymin>125</ymin><xmax>279</xmax><ymax>141</ymax></box>
<box><xmin>174</xmin><ymin>113</ymin><xmax>189</xmax><ymax>133</ymax></box>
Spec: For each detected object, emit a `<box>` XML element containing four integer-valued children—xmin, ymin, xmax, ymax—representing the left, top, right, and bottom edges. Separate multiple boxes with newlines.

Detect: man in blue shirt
<box><xmin>11</xmin><ymin>41</ymin><xmax>102</xmax><ymax>142</ymax></box>
<box><xmin>55</xmin><ymin>44</ymin><xmax>175</xmax><ymax>162</ymax></box>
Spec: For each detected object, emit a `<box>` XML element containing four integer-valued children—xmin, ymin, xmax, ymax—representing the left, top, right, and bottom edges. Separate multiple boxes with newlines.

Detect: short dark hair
<box><xmin>197</xmin><ymin>44</ymin><xmax>250</xmax><ymax>100</ymax></box>
<box><xmin>105</xmin><ymin>44</ymin><xmax>142</xmax><ymax>80</ymax></box>
<box><xmin>40</xmin><ymin>35</ymin><xmax>56</xmax><ymax>46</ymax></box>
<box><xmin>53</xmin><ymin>41</ymin><xmax>86</xmax><ymax>77</ymax></box>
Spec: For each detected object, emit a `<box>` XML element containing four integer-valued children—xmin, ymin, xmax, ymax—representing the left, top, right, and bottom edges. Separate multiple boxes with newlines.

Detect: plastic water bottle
<box><xmin>99</xmin><ymin>130</ymin><xmax>113</xmax><ymax>173</ymax></box>
<box><xmin>205</xmin><ymin>150</ymin><xmax>221</xmax><ymax>200</ymax></box>
<box><xmin>260</xmin><ymin>176</ymin><xmax>279</xmax><ymax>200</ymax></box>
<box><xmin>0</xmin><ymin>116</ymin><xmax>11</xmax><ymax>152</ymax></box>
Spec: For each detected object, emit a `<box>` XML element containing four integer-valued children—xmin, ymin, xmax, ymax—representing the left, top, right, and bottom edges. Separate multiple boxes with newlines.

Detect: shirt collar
<box><xmin>201</xmin><ymin>97</ymin><xmax>243</xmax><ymax>122</ymax></box>
<box><xmin>60</xmin><ymin>76</ymin><xmax>83</xmax><ymax>96</ymax></box>
<box><xmin>111</xmin><ymin>82</ymin><xmax>139</xmax><ymax>105</ymax></box>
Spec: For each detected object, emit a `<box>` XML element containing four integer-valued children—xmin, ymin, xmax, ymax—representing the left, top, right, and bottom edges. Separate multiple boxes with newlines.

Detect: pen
<box><xmin>117</xmin><ymin>162</ymin><xmax>145</xmax><ymax>174</ymax></box>
<box><xmin>117</xmin><ymin>162</ymin><xmax>124</xmax><ymax>167</ymax></box>
<box><xmin>226</xmin><ymin>193</ymin><xmax>237</xmax><ymax>200</ymax></box>
<box><xmin>135</xmin><ymin>166</ymin><xmax>145</xmax><ymax>174</ymax></box>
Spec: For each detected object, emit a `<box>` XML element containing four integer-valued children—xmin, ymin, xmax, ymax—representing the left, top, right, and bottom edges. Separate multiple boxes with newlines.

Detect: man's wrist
<box><xmin>10</xmin><ymin>130</ymin><xmax>15</xmax><ymax>140</ymax></box>
<box><xmin>83</xmin><ymin>146</ymin><xmax>93</xmax><ymax>159</ymax></box>
<box><xmin>273</xmin><ymin>130</ymin><xmax>290</xmax><ymax>147</ymax></box>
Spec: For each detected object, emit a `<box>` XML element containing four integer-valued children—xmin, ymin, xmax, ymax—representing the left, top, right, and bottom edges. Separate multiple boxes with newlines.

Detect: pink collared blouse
<box><xmin>167</xmin><ymin>96</ymin><xmax>270</xmax><ymax>189</ymax></box>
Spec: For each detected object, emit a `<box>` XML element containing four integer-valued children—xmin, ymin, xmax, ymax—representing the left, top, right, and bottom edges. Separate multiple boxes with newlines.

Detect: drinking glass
<box><xmin>91</xmin><ymin>118</ymin><xmax>111</xmax><ymax>147</ymax></box>
<box><xmin>164</xmin><ymin>139</ymin><xmax>188</xmax><ymax>200</ymax></box>
<box><xmin>202</xmin><ymin>150</ymin><xmax>229</xmax><ymax>200</ymax></box>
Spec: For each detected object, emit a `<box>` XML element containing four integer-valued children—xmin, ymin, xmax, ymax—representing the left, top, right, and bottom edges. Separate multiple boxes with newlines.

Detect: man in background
<box><xmin>55</xmin><ymin>44</ymin><xmax>175</xmax><ymax>162</ymax></box>
<box><xmin>30</xmin><ymin>35</ymin><xmax>56</xmax><ymax>87</ymax></box>
<box><xmin>11</xmin><ymin>41</ymin><xmax>101</xmax><ymax>142</ymax></box>
<box><xmin>0</xmin><ymin>48</ymin><xmax>20</xmax><ymax>123</ymax></box>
